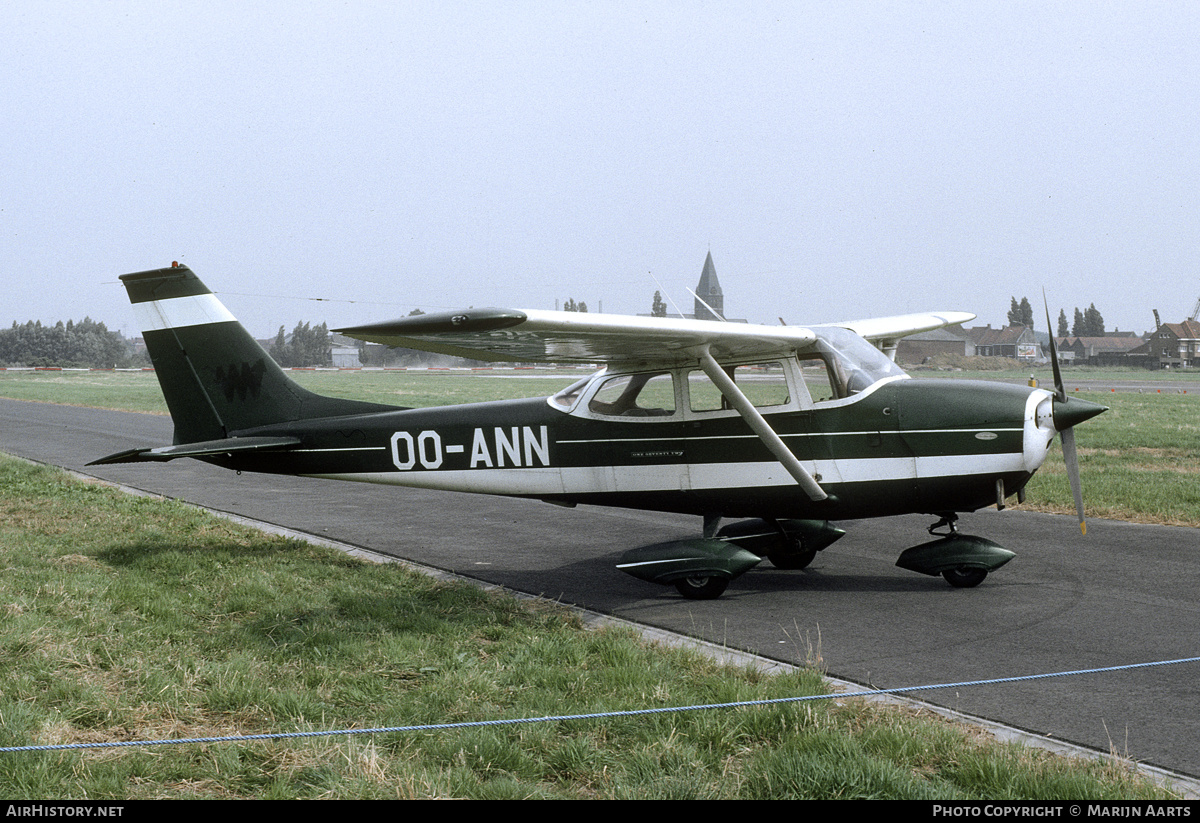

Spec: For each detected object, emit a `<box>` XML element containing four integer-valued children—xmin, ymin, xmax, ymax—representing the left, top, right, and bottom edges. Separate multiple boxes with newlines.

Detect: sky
<box><xmin>3</xmin><ymin>1</ymin><xmax>1198</xmax><ymax>339</ymax></box>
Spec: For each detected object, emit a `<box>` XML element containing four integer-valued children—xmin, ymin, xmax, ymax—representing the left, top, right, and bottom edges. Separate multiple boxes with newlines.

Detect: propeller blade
<box><xmin>1060</xmin><ymin>425</ymin><xmax>1087</xmax><ymax>535</ymax></box>
<box><xmin>1044</xmin><ymin>292</ymin><xmax>1101</xmax><ymax>534</ymax></box>
<box><xmin>1043</xmin><ymin>292</ymin><xmax>1066</xmax><ymax>402</ymax></box>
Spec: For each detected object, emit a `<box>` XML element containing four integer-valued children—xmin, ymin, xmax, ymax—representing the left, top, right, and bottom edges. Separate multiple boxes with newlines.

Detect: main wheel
<box><xmin>942</xmin><ymin>567</ymin><xmax>988</xmax><ymax>588</ymax></box>
<box><xmin>767</xmin><ymin>547</ymin><xmax>817</xmax><ymax>570</ymax></box>
<box><xmin>674</xmin><ymin>575</ymin><xmax>729</xmax><ymax>600</ymax></box>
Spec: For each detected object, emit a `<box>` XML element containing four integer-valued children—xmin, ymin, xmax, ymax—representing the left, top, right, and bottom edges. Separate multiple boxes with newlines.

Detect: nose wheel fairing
<box><xmin>895</xmin><ymin>533</ymin><xmax>1015</xmax><ymax>587</ymax></box>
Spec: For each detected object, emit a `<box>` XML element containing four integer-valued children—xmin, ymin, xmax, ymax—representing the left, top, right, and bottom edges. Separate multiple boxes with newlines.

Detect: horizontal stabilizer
<box><xmin>88</xmin><ymin>436</ymin><xmax>301</xmax><ymax>465</ymax></box>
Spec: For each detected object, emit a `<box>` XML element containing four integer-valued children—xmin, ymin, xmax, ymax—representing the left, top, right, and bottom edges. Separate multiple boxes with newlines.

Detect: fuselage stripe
<box><xmin>132</xmin><ymin>294</ymin><xmax>236</xmax><ymax>332</ymax></box>
<box><xmin>554</xmin><ymin>428</ymin><xmax>1022</xmax><ymax>445</ymax></box>
<box><xmin>300</xmin><ymin>451</ymin><xmax>1025</xmax><ymax>496</ymax></box>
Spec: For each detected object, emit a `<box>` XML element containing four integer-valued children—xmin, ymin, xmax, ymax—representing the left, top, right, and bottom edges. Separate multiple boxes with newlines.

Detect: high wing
<box><xmin>828</xmin><ymin>311</ymin><xmax>976</xmax><ymax>341</ymax></box>
<box><xmin>335</xmin><ymin>309</ymin><xmax>974</xmax><ymax>367</ymax></box>
<box><xmin>820</xmin><ymin>311</ymin><xmax>976</xmax><ymax>360</ymax></box>
<box><xmin>336</xmin><ymin>310</ymin><xmax>820</xmax><ymax>366</ymax></box>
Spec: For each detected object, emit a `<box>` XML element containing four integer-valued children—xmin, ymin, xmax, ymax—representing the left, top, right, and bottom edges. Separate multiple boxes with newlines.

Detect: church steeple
<box><xmin>694</xmin><ymin>251</ymin><xmax>724</xmax><ymax>321</ymax></box>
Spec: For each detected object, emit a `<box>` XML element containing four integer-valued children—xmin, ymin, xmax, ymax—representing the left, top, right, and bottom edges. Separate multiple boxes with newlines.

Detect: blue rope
<box><xmin>3</xmin><ymin>656</ymin><xmax>1197</xmax><ymax>754</ymax></box>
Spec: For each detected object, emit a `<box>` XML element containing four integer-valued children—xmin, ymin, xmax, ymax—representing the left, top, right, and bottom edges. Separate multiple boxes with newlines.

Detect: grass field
<box><xmin>912</xmin><ymin>357</ymin><xmax>1200</xmax><ymax>385</ymax></box>
<box><xmin>3</xmin><ymin>367</ymin><xmax>1198</xmax><ymax>528</ymax></box>
<box><xmin>0</xmin><ymin>455</ymin><xmax>1178</xmax><ymax>799</ymax></box>
<box><xmin>0</xmin><ymin>367</ymin><xmax>590</xmax><ymax>414</ymax></box>
<box><xmin>1015</xmin><ymin>390</ymin><xmax>1200</xmax><ymax>526</ymax></box>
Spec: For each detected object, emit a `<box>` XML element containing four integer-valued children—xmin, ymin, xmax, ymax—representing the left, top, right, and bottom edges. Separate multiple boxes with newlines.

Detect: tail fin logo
<box><xmin>213</xmin><ymin>359</ymin><xmax>267</xmax><ymax>402</ymax></box>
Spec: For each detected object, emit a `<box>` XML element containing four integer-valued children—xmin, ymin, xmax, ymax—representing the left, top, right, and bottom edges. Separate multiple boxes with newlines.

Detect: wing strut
<box><xmin>697</xmin><ymin>349</ymin><xmax>828</xmax><ymax>502</ymax></box>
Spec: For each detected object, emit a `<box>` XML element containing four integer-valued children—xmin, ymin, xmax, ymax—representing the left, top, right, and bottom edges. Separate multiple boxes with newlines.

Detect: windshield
<box><xmin>548</xmin><ymin>374</ymin><xmax>594</xmax><ymax>411</ymax></box>
<box><xmin>812</xmin><ymin>327</ymin><xmax>908</xmax><ymax>396</ymax></box>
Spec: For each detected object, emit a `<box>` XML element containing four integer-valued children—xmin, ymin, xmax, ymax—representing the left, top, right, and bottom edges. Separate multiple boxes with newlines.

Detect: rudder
<box><xmin>123</xmin><ymin>263</ymin><xmax>397</xmax><ymax>444</ymax></box>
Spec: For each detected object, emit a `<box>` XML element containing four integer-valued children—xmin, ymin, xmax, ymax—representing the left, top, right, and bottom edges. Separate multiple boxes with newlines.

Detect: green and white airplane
<box><xmin>93</xmin><ymin>263</ymin><xmax>1106</xmax><ymax>599</ymax></box>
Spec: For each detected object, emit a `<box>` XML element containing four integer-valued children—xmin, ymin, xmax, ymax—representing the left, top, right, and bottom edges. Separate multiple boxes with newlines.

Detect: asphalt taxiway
<box><xmin>3</xmin><ymin>397</ymin><xmax>1198</xmax><ymax>784</ymax></box>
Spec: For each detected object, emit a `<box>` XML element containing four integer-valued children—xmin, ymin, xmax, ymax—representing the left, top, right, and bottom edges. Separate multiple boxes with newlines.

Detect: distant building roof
<box><xmin>1057</xmin><ymin>336</ymin><xmax>1144</xmax><ymax>357</ymax></box>
<box><xmin>640</xmin><ymin>253</ymin><xmax>745</xmax><ymax>322</ymax></box>
<box><xmin>1158</xmin><ymin>320</ymin><xmax>1200</xmax><ymax>340</ymax></box>
<box><xmin>967</xmin><ymin>325</ymin><xmax>1032</xmax><ymax>347</ymax></box>
<box><xmin>1058</xmin><ymin>335</ymin><xmax>1144</xmax><ymax>351</ymax></box>
<box><xmin>905</xmin><ymin>327</ymin><xmax>970</xmax><ymax>343</ymax></box>
<box><xmin>693</xmin><ymin>251</ymin><xmax>724</xmax><ymax>321</ymax></box>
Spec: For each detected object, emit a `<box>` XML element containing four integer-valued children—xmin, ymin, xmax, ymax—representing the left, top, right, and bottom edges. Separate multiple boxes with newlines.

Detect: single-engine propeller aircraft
<box><xmin>92</xmin><ymin>264</ymin><xmax>1106</xmax><ymax>599</ymax></box>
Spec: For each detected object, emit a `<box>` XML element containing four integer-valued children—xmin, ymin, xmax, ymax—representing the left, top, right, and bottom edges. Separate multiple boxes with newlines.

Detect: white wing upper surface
<box><xmin>337</xmin><ymin>310</ymin><xmax>818</xmax><ymax>366</ymax></box>
<box><xmin>335</xmin><ymin>308</ymin><xmax>973</xmax><ymax>367</ymax></box>
<box><xmin>826</xmin><ymin>311</ymin><xmax>976</xmax><ymax>342</ymax></box>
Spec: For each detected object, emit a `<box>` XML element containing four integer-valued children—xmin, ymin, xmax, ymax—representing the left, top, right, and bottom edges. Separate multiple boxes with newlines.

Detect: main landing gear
<box><xmin>616</xmin><ymin>512</ymin><xmax>1018</xmax><ymax>599</ymax></box>
<box><xmin>894</xmin><ymin>514</ymin><xmax>1015</xmax><ymax>588</ymax></box>
<box><xmin>615</xmin><ymin>517</ymin><xmax>845</xmax><ymax>600</ymax></box>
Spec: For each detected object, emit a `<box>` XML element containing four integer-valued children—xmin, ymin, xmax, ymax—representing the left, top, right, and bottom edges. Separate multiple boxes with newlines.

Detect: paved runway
<box><xmin>3</xmin><ymin>396</ymin><xmax>1199</xmax><ymax>781</ymax></box>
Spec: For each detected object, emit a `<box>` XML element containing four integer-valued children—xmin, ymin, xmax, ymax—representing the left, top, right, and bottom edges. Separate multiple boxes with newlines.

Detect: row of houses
<box><xmin>897</xmin><ymin>319</ymin><xmax>1200</xmax><ymax>370</ymax></box>
<box><xmin>1138</xmin><ymin>319</ymin><xmax>1200</xmax><ymax>369</ymax></box>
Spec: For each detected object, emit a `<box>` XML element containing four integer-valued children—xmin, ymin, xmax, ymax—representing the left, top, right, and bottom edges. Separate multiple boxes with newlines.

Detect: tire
<box><xmin>674</xmin><ymin>575</ymin><xmax>729</xmax><ymax>600</ymax></box>
<box><xmin>942</xmin><ymin>567</ymin><xmax>988</xmax><ymax>588</ymax></box>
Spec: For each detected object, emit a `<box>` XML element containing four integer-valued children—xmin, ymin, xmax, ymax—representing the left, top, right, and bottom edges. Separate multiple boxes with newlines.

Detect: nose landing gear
<box><xmin>895</xmin><ymin>514</ymin><xmax>1015</xmax><ymax>588</ymax></box>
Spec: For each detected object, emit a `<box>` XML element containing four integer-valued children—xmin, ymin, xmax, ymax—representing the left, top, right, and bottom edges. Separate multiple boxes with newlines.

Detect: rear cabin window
<box><xmin>687</xmin><ymin>362</ymin><xmax>791</xmax><ymax>412</ymax></box>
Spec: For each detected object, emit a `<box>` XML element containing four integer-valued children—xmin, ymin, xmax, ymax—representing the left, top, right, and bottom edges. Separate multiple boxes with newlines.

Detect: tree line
<box><xmin>1</xmin><ymin>316</ymin><xmax>339</xmax><ymax>369</ymax></box>
<box><xmin>0</xmin><ymin>319</ymin><xmax>141</xmax><ymax>368</ymax></box>
<box><xmin>271</xmin><ymin>311</ymin><xmax>489</xmax><ymax>368</ymax></box>
<box><xmin>269</xmin><ymin>321</ymin><xmax>332</xmax><ymax>367</ymax></box>
<box><xmin>1008</xmin><ymin>297</ymin><xmax>1105</xmax><ymax>337</ymax></box>
<box><xmin>3</xmin><ymin>299</ymin><xmax>1118</xmax><ymax>369</ymax></box>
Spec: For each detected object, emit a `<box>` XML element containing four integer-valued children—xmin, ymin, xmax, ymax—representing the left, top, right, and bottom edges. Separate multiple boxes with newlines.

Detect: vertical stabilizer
<box><xmin>123</xmin><ymin>264</ymin><xmax>397</xmax><ymax>444</ymax></box>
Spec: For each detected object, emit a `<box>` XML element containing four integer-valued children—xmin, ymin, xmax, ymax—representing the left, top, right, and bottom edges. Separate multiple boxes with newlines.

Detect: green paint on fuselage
<box><xmin>220</xmin><ymin>378</ymin><xmax>1039</xmax><ymax>521</ymax></box>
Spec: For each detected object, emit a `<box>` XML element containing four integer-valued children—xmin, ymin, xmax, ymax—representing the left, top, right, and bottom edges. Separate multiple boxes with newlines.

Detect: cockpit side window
<box><xmin>798</xmin><ymin>356</ymin><xmax>842</xmax><ymax>403</ymax></box>
<box><xmin>587</xmin><ymin>372</ymin><xmax>676</xmax><ymax>417</ymax></box>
